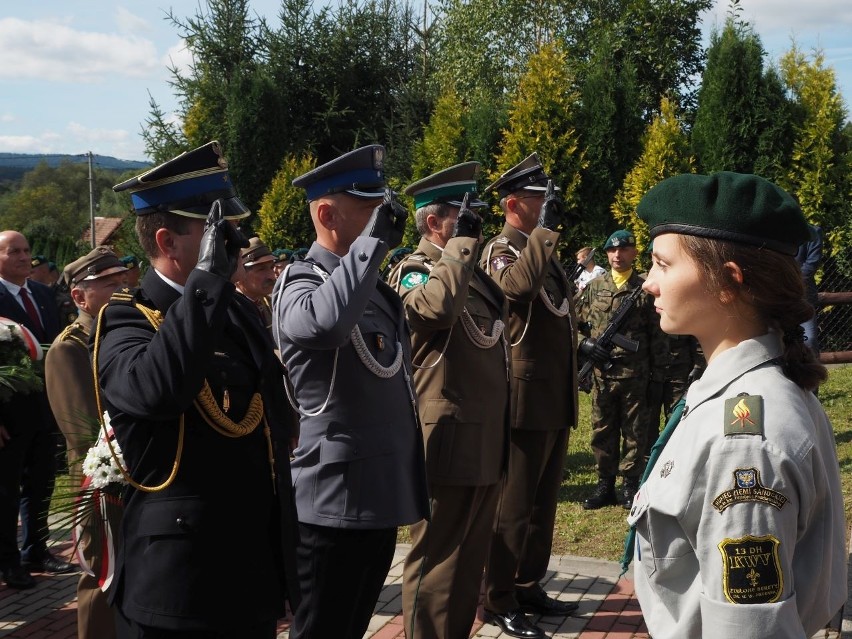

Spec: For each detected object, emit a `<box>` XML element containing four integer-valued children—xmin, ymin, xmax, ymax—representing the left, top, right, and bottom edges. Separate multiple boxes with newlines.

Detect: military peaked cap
<box><xmin>31</xmin><ymin>255</ymin><xmax>48</xmax><ymax>268</ymax></box>
<box><xmin>64</xmin><ymin>247</ymin><xmax>128</xmax><ymax>287</ymax></box>
<box><xmin>293</xmin><ymin>145</ymin><xmax>386</xmax><ymax>202</ymax></box>
<box><xmin>241</xmin><ymin>237</ymin><xmax>275</xmax><ymax>268</ymax></box>
<box><xmin>404</xmin><ymin>162</ymin><xmax>487</xmax><ymax>210</ymax></box>
<box><xmin>637</xmin><ymin>172</ymin><xmax>810</xmax><ymax>255</ymax></box>
<box><xmin>485</xmin><ymin>152</ymin><xmax>558</xmax><ymax>197</ymax></box>
<box><xmin>112</xmin><ymin>141</ymin><xmax>250</xmax><ymax>220</ymax></box>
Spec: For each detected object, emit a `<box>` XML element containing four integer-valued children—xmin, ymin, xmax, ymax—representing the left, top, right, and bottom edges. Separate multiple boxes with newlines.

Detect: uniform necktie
<box><xmin>19</xmin><ymin>286</ymin><xmax>45</xmax><ymax>342</ymax></box>
<box><xmin>619</xmin><ymin>397</ymin><xmax>686</xmax><ymax>575</ymax></box>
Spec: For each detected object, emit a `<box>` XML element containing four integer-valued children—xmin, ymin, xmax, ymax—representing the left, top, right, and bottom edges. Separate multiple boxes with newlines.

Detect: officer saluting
<box><xmin>98</xmin><ymin>141</ymin><xmax>299</xmax><ymax>638</ymax></box>
<box><xmin>391</xmin><ymin>163</ymin><xmax>511</xmax><ymax>639</ymax></box>
<box><xmin>272</xmin><ymin>145</ymin><xmax>429</xmax><ymax>639</ymax></box>
<box><xmin>480</xmin><ymin>153</ymin><xmax>580</xmax><ymax>639</ymax></box>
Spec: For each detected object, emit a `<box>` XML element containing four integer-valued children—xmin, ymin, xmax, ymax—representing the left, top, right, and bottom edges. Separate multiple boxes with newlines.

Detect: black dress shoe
<box><xmin>517</xmin><ymin>585</ymin><xmax>580</xmax><ymax>616</ymax></box>
<box><xmin>484</xmin><ymin>609</ymin><xmax>544</xmax><ymax>639</ymax></box>
<box><xmin>1</xmin><ymin>565</ymin><xmax>36</xmax><ymax>589</ymax></box>
<box><xmin>22</xmin><ymin>552</ymin><xmax>76</xmax><ymax>575</ymax></box>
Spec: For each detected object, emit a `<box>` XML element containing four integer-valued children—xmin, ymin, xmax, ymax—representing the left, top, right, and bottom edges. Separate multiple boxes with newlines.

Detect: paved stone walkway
<box><xmin>1</xmin><ymin>541</ymin><xmax>848</xmax><ymax>638</ymax></box>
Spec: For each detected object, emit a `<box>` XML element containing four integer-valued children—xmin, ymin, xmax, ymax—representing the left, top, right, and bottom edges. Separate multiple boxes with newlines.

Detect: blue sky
<box><xmin>0</xmin><ymin>1</ymin><xmax>850</xmax><ymax>162</ymax></box>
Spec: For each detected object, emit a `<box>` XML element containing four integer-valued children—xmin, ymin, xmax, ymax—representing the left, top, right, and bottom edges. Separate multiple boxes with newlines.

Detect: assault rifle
<box><xmin>569</xmin><ymin>248</ymin><xmax>596</xmax><ymax>284</ymax></box>
<box><xmin>577</xmin><ymin>285</ymin><xmax>643</xmax><ymax>393</ymax></box>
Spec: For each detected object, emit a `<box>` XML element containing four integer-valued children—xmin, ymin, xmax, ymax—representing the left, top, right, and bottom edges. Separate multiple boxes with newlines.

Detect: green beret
<box><xmin>637</xmin><ymin>172</ymin><xmax>810</xmax><ymax>255</ymax></box>
<box><xmin>603</xmin><ymin>230</ymin><xmax>635</xmax><ymax>250</ymax></box>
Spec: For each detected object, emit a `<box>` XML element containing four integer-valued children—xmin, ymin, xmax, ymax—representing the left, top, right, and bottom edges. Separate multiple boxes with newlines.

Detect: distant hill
<box><xmin>0</xmin><ymin>152</ymin><xmax>150</xmax><ymax>182</ymax></box>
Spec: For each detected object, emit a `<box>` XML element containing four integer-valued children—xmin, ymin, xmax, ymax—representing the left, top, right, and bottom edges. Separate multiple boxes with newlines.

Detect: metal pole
<box><xmin>88</xmin><ymin>151</ymin><xmax>95</xmax><ymax>248</ymax></box>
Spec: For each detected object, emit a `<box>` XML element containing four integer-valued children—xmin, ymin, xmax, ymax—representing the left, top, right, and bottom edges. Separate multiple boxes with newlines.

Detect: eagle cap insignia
<box><xmin>723</xmin><ymin>393</ymin><xmax>763</xmax><ymax>436</ymax></box>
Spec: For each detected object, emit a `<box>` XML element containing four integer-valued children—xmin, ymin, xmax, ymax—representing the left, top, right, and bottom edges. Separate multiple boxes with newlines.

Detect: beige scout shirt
<box><xmin>630</xmin><ymin>333</ymin><xmax>846</xmax><ymax>638</ymax></box>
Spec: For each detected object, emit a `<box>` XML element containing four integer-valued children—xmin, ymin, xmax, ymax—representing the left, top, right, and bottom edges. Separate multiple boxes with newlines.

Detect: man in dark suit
<box><xmin>0</xmin><ymin>230</ymin><xmax>73</xmax><ymax>590</ymax></box>
<box><xmin>272</xmin><ymin>145</ymin><xmax>430</xmax><ymax>639</ymax></box>
<box><xmin>97</xmin><ymin>141</ymin><xmax>299</xmax><ymax>638</ymax></box>
<box><xmin>480</xmin><ymin>154</ymin><xmax>580</xmax><ymax>639</ymax></box>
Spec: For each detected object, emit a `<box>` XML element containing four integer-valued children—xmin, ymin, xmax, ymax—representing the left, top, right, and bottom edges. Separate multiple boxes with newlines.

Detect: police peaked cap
<box><xmin>64</xmin><ymin>246</ymin><xmax>128</xmax><ymax>287</ymax></box>
<box><xmin>292</xmin><ymin>145</ymin><xmax>386</xmax><ymax>202</ymax></box>
<box><xmin>637</xmin><ymin>172</ymin><xmax>810</xmax><ymax>256</ymax></box>
<box><xmin>241</xmin><ymin>237</ymin><xmax>275</xmax><ymax>268</ymax></box>
<box><xmin>404</xmin><ymin>162</ymin><xmax>487</xmax><ymax>210</ymax></box>
<box><xmin>113</xmin><ymin>141</ymin><xmax>250</xmax><ymax>220</ymax></box>
<box><xmin>485</xmin><ymin>152</ymin><xmax>558</xmax><ymax>197</ymax></box>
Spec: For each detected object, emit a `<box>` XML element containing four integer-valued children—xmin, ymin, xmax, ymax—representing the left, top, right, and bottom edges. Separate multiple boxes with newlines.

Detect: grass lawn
<box><xmin>551</xmin><ymin>364</ymin><xmax>852</xmax><ymax>561</ymax></box>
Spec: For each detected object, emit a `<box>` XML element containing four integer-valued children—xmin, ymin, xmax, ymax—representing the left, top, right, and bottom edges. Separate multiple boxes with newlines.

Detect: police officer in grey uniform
<box><xmin>272</xmin><ymin>145</ymin><xmax>430</xmax><ymax>639</ymax></box>
<box><xmin>391</xmin><ymin>163</ymin><xmax>511</xmax><ymax>639</ymax></box>
<box><xmin>624</xmin><ymin>172</ymin><xmax>846</xmax><ymax>638</ymax></box>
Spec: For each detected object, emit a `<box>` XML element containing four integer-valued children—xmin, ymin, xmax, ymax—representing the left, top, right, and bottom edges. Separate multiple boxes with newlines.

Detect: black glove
<box><xmin>197</xmin><ymin>199</ymin><xmax>249</xmax><ymax>279</ymax></box>
<box><xmin>361</xmin><ymin>188</ymin><xmax>409</xmax><ymax>250</ymax></box>
<box><xmin>578</xmin><ymin>337</ymin><xmax>611</xmax><ymax>366</ymax></box>
<box><xmin>537</xmin><ymin>179</ymin><xmax>564</xmax><ymax>231</ymax></box>
<box><xmin>452</xmin><ymin>192</ymin><xmax>482</xmax><ymax>239</ymax></box>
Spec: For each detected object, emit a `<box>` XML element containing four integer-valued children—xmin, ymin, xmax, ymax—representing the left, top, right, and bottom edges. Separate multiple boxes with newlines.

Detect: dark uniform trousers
<box><xmin>115</xmin><ymin>611</ymin><xmax>276</xmax><ymax>639</ymax></box>
<box><xmin>291</xmin><ymin>524</ymin><xmax>397</xmax><ymax>639</ymax></box>
<box><xmin>484</xmin><ymin>428</ymin><xmax>568</xmax><ymax>613</ymax></box>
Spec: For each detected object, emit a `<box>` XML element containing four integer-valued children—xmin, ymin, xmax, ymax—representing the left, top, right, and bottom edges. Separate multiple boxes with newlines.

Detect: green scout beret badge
<box><xmin>718</xmin><ymin>535</ymin><xmax>783</xmax><ymax>604</ymax></box>
<box><xmin>724</xmin><ymin>393</ymin><xmax>763</xmax><ymax>436</ymax></box>
<box><xmin>713</xmin><ymin>468</ymin><xmax>787</xmax><ymax>513</ymax></box>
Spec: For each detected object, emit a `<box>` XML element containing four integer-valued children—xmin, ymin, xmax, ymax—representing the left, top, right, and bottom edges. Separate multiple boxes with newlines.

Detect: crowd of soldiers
<box><xmin>0</xmin><ymin>141</ymin><xmax>708</xmax><ymax>639</ymax></box>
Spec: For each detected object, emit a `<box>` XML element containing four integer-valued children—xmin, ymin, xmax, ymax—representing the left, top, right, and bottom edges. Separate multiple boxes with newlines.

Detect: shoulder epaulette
<box><xmin>57</xmin><ymin>322</ymin><xmax>87</xmax><ymax>347</ymax></box>
<box><xmin>108</xmin><ymin>286</ymin><xmax>141</xmax><ymax>306</ymax></box>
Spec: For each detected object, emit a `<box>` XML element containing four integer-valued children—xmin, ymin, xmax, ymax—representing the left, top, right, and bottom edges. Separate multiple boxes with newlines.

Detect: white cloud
<box><xmin>114</xmin><ymin>7</ymin><xmax>152</xmax><ymax>35</ymax></box>
<box><xmin>704</xmin><ymin>0</ymin><xmax>852</xmax><ymax>35</ymax></box>
<box><xmin>0</xmin><ymin>114</ymin><xmax>15</xmax><ymax>123</ymax></box>
<box><xmin>0</xmin><ymin>122</ymin><xmax>145</xmax><ymax>160</ymax></box>
<box><xmin>0</xmin><ymin>17</ymin><xmax>160</xmax><ymax>83</ymax></box>
<box><xmin>163</xmin><ymin>39</ymin><xmax>194</xmax><ymax>76</ymax></box>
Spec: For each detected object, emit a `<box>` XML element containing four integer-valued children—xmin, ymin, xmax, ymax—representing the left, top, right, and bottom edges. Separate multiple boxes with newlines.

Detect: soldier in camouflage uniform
<box><xmin>645</xmin><ymin>334</ymin><xmax>704</xmax><ymax>460</ymax></box>
<box><xmin>576</xmin><ymin>230</ymin><xmax>667</xmax><ymax>510</ymax></box>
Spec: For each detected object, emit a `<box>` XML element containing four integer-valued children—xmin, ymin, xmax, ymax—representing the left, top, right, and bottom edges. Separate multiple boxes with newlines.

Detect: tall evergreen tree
<box><xmin>779</xmin><ymin>44</ymin><xmax>851</xmax><ymax>251</ymax></box>
<box><xmin>691</xmin><ymin>6</ymin><xmax>769</xmax><ymax>173</ymax></box>
<box><xmin>256</xmin><ymin>154</ymin><xmax>317</xmax><ymax>251</ymax></box>
<box><xmin>612</xmin><ymin>96</ymin><xmax>694</xmax><ymax>255</ymax></box>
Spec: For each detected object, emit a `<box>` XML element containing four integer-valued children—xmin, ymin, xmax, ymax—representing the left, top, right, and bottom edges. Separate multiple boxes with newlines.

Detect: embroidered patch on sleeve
<box><xmin>718</xmin><ymin>535</ymin><xmax>782</xmax><ymax>604</ymax></box>
<box><xmin>712</xmin><ymin>468</ymin><xmax>788</xmax><ymax>512</ymax></box>
<box><xmin>724</xmin><ymin>393</ymin><xmax>764</xmax><ymax>436</ymax></box>
<box><xmin>400</xmin><ymin>271</ymin><xmax>428</xmax><ymax>289</ymax></box>
<box><xmin>489</xmin><ymin>255</ymin><xmax>513</xmax><ymax>272</ymax></box>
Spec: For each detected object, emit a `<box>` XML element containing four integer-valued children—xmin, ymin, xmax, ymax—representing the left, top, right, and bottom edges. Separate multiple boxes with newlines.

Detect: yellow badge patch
<box><xmin>724</xmin><ymin>393</ymin><xmax>763</xmax><ymax>436</ymax></box>
<box><xmin>718</xmin><ymin>535</ymin><xmax>783</xmax><ymax>604</ymax></box>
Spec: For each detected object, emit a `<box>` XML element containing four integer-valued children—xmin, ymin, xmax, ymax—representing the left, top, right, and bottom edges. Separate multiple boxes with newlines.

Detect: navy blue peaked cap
<box><xmin>113</xmin><ymin>141</ymin><xmax>249</xmax><ymax>220</ymax></box>
<box><xmin>293</xmin><ymin>145</ymin><xmax>386</xmax><ymax>202</ymax></box>
<box><xmin>486</xmin><ymin>152</ymin><xmax>557</xmax><ymax>197</ymax></box>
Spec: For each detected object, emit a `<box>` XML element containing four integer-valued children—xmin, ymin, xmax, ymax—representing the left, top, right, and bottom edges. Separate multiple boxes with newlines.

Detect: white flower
<box><xmin>0</xmin><ymin>323</ymin><xmax>12</xmax><ymax>342</ymax></box>
<box><xmin>82</xmin><ymin>425</ymin><xmax>127</xmax><ymax>489</ymax></box>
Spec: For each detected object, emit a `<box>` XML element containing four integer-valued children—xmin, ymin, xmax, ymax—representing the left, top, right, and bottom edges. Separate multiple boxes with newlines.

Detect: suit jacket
<box><xmin>0</xmin><ymin>279</ymin><xmax>61</xmax><ymax>435</ymax></box>
<box><xmin>392</xmin><ymin>236</ymin><xmax>510</xmax><ymax>486</ymax></box>
<box><xmin>95</xmin><ymin>268</ymin><xmax>299</xmax><ymax>631</ymax></box>
<box><xmin>0</xmin><ymin>279</ymin><xmax>61</xmax><ymax>344</ymax></box>
<box><xmin>273</xmin><ymin>237</ymin><xmax>430</xmax><ymax>529</ymax></box>
<box><xmin>480</xmin><ymin>223</ymin><xmax>578</xmax><ymax>431</ymax></box>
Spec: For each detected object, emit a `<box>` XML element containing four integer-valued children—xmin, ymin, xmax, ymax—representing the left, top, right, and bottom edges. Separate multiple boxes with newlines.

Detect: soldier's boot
<box><xmin>583</xmin><ymin>477</ymin><xmax>617</xmax><ymax>510</ymax></box>
<box><xmin>622</xmin><ymin>478</ymin><xmax>640</xmax><ymax>510</ymax></box>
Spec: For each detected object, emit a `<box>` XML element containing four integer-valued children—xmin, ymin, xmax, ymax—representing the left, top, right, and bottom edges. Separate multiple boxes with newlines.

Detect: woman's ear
<box><xmin>719</xmin><ymin>261</ymin><xmax>744</xmax><ymax>304</ymax></box>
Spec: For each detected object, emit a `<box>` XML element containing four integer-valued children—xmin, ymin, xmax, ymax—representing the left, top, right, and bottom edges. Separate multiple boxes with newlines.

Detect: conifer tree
<box><xmin>611</xmin><ymin>96</ymin><xmax>694</xmax><ymax>255</ymax></box>
<box><xmin>256</xmin><ymin>154</ymin><xmax>317</xmax><ymax>252</ymax></box>
<box><xmin>411</xmin><ymin>87</ymin><xmax>467</xmax><ymax>181</ymax></box>
<box><xmin>493</xmin><ymin>41</ymin><xmax>585</xmax><ymax>223</ymax></box>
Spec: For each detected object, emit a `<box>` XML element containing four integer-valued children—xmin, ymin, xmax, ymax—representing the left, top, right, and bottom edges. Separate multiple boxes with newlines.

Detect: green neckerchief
<box><xmin>619</xmin><ymin>398</ymin><xmax>687</xmax><ymax>576</ymax></box>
